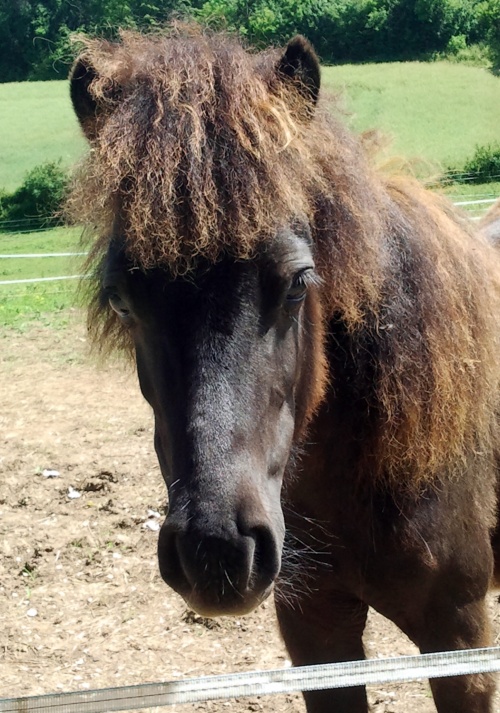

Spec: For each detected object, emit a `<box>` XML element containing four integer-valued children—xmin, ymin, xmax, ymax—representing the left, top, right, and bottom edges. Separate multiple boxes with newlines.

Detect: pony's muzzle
<box><xmin>157</xmin><ymin>514</ymin><xmax>281</xmax><ymax>616</ymax></box>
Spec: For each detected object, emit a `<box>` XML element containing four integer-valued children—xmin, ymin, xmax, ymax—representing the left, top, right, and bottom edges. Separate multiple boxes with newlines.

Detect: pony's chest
<box><xmin>284</xmin><ymin>471</ymin><xmax>446</xmax><ymax>589</ymax></box>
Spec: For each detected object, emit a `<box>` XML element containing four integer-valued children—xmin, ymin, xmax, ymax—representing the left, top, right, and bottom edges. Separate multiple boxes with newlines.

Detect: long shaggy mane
<box><xmin>480</xmin><ymin>197</ymin><xmax>500</xmax><ymax>245</ymax></box>
<box><xmin>481</xmin><ymin>197</ymin><xmax>500</xmax><ymax>225</ymax></box>
<box><xmin>68</xmin><ymin>27</ymin><xmax>500</xmax><ymax>490</ymax></box>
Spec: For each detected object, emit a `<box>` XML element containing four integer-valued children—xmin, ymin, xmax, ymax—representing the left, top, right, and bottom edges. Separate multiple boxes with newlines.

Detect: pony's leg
<box><xmin>490</xmin><ymin>487</ymin><xmax>500</xmax><ymax>587</ymax></box>
<box><xmin>415</xmin><ymin>596</ymin><xmax>495</xmax><ymax>713</ymax></box>
<box><xmin>275</xmin><ymin>592</ymin><xmax>369</xmax><ymax>713</ymax></box>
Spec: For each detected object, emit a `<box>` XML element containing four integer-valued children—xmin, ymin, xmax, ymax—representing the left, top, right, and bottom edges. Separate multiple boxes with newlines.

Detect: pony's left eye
<box><xmin>105</xmin><ymin>288</ymin><xmax>132</xmax><ymax>322</ymax></box>
<box><xmin>110</xmin><ymin>295</ymin><xmax>130</xmax><ymax>318</ymax></box>
<box><xmin>286</xmin><ymin>269</ymin><xmax>312</xmax><ymax>305</ymax></box>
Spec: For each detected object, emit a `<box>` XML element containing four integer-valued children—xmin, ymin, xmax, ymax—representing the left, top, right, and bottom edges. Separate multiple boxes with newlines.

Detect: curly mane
<box><xmin>68</xmin><ymin>28</ymin><xmax>332</xmax><ymax>270</ymax></box>
<box><xmin>68</xmin><ymin>27</ymin><xmax>500</xmax><ymax>490</ymax></box>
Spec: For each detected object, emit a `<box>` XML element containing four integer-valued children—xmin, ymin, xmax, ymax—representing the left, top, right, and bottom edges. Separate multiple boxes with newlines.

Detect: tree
<box><xmin>481</xmin><ymin>0</ymin><xmax>500</xmax><ymax>69</ymax></box>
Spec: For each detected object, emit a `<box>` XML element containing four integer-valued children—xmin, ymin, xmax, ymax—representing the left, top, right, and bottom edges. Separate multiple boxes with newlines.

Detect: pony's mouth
<box><xmin>185</xmin><ymin>582</ymin><xmax>275</xmax><ymax>618</ymax></box>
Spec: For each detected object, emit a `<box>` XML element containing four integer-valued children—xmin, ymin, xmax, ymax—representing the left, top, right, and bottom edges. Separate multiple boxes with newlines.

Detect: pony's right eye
<box><xmin>285</xmin><ymin>268</ymin><xmax>313</xmax><ymax>306</ymax></box>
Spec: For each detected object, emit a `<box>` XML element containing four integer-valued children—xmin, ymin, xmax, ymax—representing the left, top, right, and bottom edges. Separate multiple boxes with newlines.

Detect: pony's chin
<box><xmin>185</xmin><ymin>584</ymin><xmax>274</xmax><ymax>618</ymax></box>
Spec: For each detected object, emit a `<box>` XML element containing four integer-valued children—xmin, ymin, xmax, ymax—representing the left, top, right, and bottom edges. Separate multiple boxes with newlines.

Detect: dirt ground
<box><xmin>1</xmin><ymin>313</ymin><xmax>499</xmax><ymax>713</ymax></box>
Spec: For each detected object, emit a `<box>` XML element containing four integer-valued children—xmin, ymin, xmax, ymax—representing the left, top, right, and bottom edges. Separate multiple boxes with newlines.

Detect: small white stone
<box><xmin>42</xmin><ymin>469</ymin><xmax>60</xmax><ymax>478</ymax></box>
<box><xmin>26</xmin><ymin>608</ymin><xmax>38</xmax><ymax>617</ymax></box>
<box><xmin>143</xmin><ymin>520</ymin><xmax>160</xmax><ymax>532</ymax></box>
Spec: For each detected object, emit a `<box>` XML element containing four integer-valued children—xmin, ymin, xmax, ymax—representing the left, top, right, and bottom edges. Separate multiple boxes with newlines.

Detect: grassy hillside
<box><xmin>322</xmin><ymin>62</ymin><xmax>500</xmax><ymax>171</ymax></box>
<box><xmin>1</xmin><ymin>62</ymin><xmax>500</xmax><ymax>192</ymax></box>
<box><xmin>0</xmin><ymin>80</ymin><xmax>84</xmax><ymax>192</ymax></box>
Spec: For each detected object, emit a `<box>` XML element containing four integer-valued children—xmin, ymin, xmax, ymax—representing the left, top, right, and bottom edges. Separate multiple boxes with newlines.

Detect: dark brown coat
<box><xmin>68</xmin><ymin>28</ymin><xmax>500</xmax><ymax>712</ymax></box>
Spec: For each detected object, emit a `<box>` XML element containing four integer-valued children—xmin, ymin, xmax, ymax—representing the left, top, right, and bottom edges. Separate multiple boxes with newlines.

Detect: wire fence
<box><xmin>0</xmin><ymin>185</ymin><xmax>498</xmax><ymax>235</ymax></box>
<box><xmin>0</xmin><ymin>197</ymin><xmax>497</xmax><ymax>291</ymax></box>
<box><xmin>0</xmin><ymin>274</ymin><xmax>83</xmax><ymax>286</ymax></box>
<box><xmin>0</xmin><ymin>195</ymin><xmax>500</xmax><ymax>297</ymax></box>
<box><xmin>0</xmin><ymin>252</ymin><xmax>87</xmax><ymax>258</ymax></box>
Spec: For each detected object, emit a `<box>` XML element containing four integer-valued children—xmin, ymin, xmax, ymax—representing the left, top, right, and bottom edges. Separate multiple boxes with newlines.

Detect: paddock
<box><xmin>0</xmin><ymin>317</ymin><xmax>498</xmax><ymax>712</ymax></box>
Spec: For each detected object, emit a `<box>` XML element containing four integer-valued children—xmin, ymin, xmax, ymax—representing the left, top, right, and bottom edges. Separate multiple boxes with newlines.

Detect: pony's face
<box><xmin>70</xmin><ymin>32</ymin><xmax>326</xmax><ymax>615</ymax></box>
<box><xmin>103</xmin><ymin>225</ymin><xmax>320</xmax><ymax>615</ymax></box>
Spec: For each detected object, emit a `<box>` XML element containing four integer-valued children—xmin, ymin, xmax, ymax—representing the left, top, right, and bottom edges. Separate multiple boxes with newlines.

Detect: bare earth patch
<box><xmin>1</xmin><ymin>314</ymin><xmax>499</xmax><ymax>712</ymax></box>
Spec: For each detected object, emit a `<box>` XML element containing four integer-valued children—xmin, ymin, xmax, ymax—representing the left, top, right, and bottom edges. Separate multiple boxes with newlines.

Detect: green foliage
<box><xmin>0</xmin><ymin>162</ymin><xmax>69</xmax><ymax>231</ymax></box>
<box><xmin>192</xmin><ymin>0</ymin><xmax>491</xmax><ymax>62</ymax></box>
<box><xmin>0</xmin><ymin>0</ymin><xmax>497</xmax><ymax>80</ymax></box>
<box><xmin>451</xmin><ymin>143</ymin><xmax>500</xmax><ymax>183</ymax></box>
<box><xmin>480</xmin><ymin>0</ymin><xmax>500</xmax><ymax>69</ymax></box>
<box><xmin>436</xmin><ymin>39</ymin><xmax>490</xmax><ymax>65</ymax></box>
<box><xmin>446</xmin><ymin>34</ymin><xmax>468</xmax><ymax>54</ymax></box>
<box><xmin>0</xmin><ymin>0</ymin><xmax>188</xmax><ymax>82</ymax></box>
<box><xmin>194</xmin><ymin>0</ymin><xmax>239</xmax><ymax>29</ymax></box>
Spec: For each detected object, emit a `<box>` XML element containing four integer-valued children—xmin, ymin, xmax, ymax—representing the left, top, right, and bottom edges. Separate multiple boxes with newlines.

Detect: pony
<box><xmin>480</xmin><ymin>197</ymin><xmax>500</xmax><ymax>245</ymax></box>
<box><xmin>68</xmin><ymin>27</ymin><xmax>500</xmax><ymax>713</ymax></box>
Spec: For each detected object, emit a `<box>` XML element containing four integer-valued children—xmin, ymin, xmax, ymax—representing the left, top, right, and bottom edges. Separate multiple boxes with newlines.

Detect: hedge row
<box><xmin>2</xmin><ymin>1</ymin><xmax>500</xmax><ymax>83</ymax></box>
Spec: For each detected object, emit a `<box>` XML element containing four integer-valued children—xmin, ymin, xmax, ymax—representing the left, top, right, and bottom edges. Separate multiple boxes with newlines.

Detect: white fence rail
<box><xmin>0</xmin><ymin>275</ymin><xmax>83</xmax><ymax>286</ymax></box>
<box><xmin>454</xmin><ymin>198</ymin><xmax>497</xmax><ymax>207</ymax></box>
<box><xmin>0</xmin><ymin>198</ymin><xmax>497</xmax><ymax>288</ymax></box>
<box><xmin>0</xmin><ymin>252</ymin><xmax>87</xmax><ymax>258</ymax></box>
<box><xmin>1</xmin><ymin>647</ymin><xmax>499</xmax><ymax>713</ymax></box>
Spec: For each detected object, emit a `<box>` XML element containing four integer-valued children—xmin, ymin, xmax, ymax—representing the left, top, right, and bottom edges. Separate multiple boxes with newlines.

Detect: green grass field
<box><xmin>0</xmin><ymin>226</ymin><xmax>85</xmax><ymax>327</ymax></box>
<box><xmin>322</xmin><ymin>62</ymin><xmax>500</xmax><ymax>170</ymax></box>
<box><xmin>1</xmin><ymin>62</ymin><xmax>499</xmax><ymax>192</ymax></box>
<box><xmin>1</xmin><ymin>60</ymin><xmax>499</xmax><ymax>328</ymax></box>
<box><xmin>0</xmin><ymin>80</ymin><xmax>85</xmax><ymax>192</ymax></box>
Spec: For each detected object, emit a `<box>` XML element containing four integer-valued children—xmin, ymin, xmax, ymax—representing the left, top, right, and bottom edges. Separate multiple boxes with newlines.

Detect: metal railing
<box><xmin>1</xmin><ymin>647</ymin><xmax>499</xmax><ymax>713</ymax></box>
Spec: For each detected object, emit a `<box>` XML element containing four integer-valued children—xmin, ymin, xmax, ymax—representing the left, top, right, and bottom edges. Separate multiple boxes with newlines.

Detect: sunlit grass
<box><xmin>2</xmin><ymin>62</ymin><xmax>500</xmax><ymax>192</ymax></box>
<box><xmin>0</xmin><ymin>80</ymin><xmax>85</xmax><ymax>192</ymax></box>
<box><xmin>0</xmin><ymin>226</ymin><xmax>85</xmax><ymax>277</ymax></box>
<box><xmin>0</xmin><ymin>226</ymin><xmax>84</xmax><ymax>327</ymax></box>
<box><xmin>323</xmin><ymin>62</ymin><xmax>500</xmax><ymax>172</ymax></box>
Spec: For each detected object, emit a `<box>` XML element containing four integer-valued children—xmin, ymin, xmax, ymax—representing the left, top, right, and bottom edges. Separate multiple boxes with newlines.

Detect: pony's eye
<box><xmin>286</xmin><ymin>269</ymin><xmax>311</xmax><ymax>305</ymax></box>
<box><xmin>106</xmin><ymin>290</ymin><xmax>132</xmax><ymax>321</ymax></box>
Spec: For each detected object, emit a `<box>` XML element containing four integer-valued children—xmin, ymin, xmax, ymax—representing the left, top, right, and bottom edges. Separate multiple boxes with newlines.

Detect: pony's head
<box><xmin>69</xmin><ymin>28</ymin><xmax>500</xmax><ymax>614</ymax></box>
<box><xmin>69</xmin><ymin>29</ymin><xmax>328</xmax><ymax>615</ymax></box>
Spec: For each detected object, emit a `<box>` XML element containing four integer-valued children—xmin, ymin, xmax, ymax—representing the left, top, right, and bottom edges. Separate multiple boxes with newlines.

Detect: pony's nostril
<box><xmin>158</xmin><ymin>525</ymin><xmax>185</xmax><ymax>588</ymax></box>
<box><xmin>251</xmin><ymin>524</ymin><xmax>281</xmax><ymax>585</ymax></box>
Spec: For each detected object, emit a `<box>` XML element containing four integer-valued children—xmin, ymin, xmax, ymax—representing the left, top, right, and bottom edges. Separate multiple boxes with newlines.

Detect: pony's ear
<box><xmin>276</xmin><ymin>36</ymin><xmax>320</xmax><ymax>115</ymax></box>
<box><xmin>70</xmin><ymin>56</ymin><xmax>101</xmax><ymax>142</ymax></box>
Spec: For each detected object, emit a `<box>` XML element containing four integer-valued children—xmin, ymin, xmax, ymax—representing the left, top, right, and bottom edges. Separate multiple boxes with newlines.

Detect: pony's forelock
<box><xmin>68</xmin><ymin>28</ymin><xmax>324</xmax><ymax>274</ymax></box>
